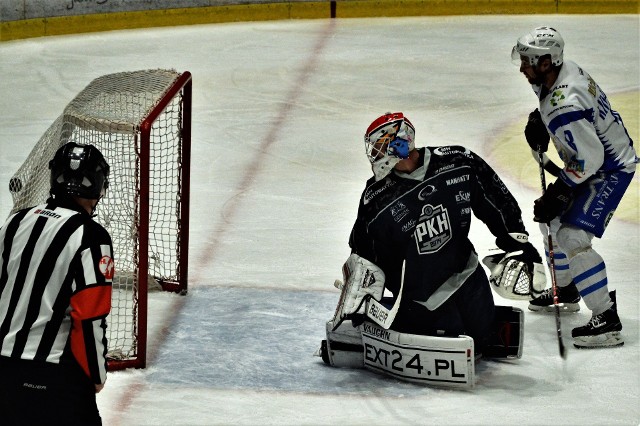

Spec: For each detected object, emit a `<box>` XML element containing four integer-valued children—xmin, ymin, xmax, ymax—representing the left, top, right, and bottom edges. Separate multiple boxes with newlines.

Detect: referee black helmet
<box><xmin>49</xmin><ymin>142</ymin><xmax>110</xmax><ymax>200</ymax></box>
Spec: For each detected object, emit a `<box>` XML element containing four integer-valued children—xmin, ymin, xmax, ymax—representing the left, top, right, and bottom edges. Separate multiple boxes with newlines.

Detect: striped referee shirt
<box><xmin>0</xmin><ymin>198</ymin><xmax>113</xmax><ymax>385</ymax></box>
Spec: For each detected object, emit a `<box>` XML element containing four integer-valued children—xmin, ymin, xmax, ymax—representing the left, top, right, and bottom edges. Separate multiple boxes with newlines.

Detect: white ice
<box><xmin>0</xmin><ymin>14</ymin><xmax>638</xmax><ymax>426</ymax></box>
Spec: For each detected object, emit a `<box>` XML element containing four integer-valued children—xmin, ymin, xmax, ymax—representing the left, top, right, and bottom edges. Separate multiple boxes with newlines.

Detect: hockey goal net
<box><xmin>8</xmin><ymin>69</ymin><xmax>192</xmax><ymax>370</ymax></box>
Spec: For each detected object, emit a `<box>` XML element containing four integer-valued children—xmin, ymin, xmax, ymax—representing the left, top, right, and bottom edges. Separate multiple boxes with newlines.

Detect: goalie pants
<box><xmin>390</xmin><ymin>264</ymin><xmax>495</xmax><ymax>353</ymax></box>
<box><xmin>0</xmin><ymin>355</ymin><xmax>102</xmax><ymax>425</ymax></box>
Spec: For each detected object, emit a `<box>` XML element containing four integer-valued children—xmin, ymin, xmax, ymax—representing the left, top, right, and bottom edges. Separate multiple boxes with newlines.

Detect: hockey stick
<box><xmin>536</xmin><ymin>147</ymin><xmax>567</xmax><ymax>359</ymax></box>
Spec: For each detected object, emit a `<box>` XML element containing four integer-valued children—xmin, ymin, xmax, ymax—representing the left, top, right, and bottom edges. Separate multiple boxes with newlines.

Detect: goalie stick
<box><xmin>536</xmin><ymin>147</ymin><xmax>567</xmax><ymax>359</ymax></box>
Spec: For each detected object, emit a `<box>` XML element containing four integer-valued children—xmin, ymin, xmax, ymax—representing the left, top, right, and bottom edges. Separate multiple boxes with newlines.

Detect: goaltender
<box><xmin>317</xmin><ymin>112</ymin><xmax>545</xmax><ymax>385</ymax></box>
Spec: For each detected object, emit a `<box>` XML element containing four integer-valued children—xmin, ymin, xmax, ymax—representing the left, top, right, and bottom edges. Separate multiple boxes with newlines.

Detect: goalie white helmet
<box><xmin>364</xmin><ymin>112</ymin><xmax>416</xmax><ymax>181</ymax></box>
<box><xmin>482</xmin><ymin>251</ymin><xmax>546</xmax><ymax>300</ymax></box>
<box><xmin>511</xmin><ymin>26</ymin><xmax>564</xmax><ymax>67</ymax></box>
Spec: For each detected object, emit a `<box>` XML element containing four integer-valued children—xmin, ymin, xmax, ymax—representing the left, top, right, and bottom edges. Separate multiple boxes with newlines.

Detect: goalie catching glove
<box><xmin>484</xmin><ymin>233</ymin><xmax>546</xmax><ymax>300</ymax></box>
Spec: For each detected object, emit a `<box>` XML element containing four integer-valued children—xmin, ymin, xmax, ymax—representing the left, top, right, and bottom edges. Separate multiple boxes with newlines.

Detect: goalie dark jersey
<box><xmin>349</xmin><ymin>146</ymin><xmax>529</xmax><ymax>304</ymax></box>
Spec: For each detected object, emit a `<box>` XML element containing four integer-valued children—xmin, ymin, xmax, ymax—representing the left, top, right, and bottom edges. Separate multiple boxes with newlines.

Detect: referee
<box><xmin>0</xmin><ymin>142</ymin><xmax>113</xmax><ymax>425</ymax></box>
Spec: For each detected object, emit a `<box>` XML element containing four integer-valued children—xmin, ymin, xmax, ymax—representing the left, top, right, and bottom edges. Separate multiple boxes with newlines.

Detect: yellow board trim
<box><xmin>1</xmin><ymin>1</ymin><xmax>639</xmax><ymax>42</ymax></box>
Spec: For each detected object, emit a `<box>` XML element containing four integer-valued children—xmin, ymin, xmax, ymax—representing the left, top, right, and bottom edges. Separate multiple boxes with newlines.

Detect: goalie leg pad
<box><xmin>482</xmin><ymin>306</ymin><xmax>524</xmax><ymax>359</ymax></box>
<box><xmin>361</xmin><ymin>322</ymin><xmax>475</xmax><ymax>389</ymax></box>
<box><xmin>317</xmin><ymin>319</ymin><xmax>364</xmax><ymax>368</ymax></box>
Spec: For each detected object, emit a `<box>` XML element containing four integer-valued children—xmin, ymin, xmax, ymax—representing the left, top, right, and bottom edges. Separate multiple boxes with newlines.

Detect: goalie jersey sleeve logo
<box><xmin>414</xmin><ymin>204</ymin><xmax>452</xmax><ymax>254</ymax></box>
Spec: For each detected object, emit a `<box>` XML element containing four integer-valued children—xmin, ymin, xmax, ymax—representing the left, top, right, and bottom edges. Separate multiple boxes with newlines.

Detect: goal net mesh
<box><xmin>9</xmin><ymin>69</ymin><xmax>186</xmax><ymax>366</ymax></box>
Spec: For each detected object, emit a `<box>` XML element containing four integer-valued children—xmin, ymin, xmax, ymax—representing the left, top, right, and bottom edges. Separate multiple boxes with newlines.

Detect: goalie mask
<box><xmin>511</xmin><ymin>26</ymin><xmax>564</xmax><ymax>67</ymax></box>
<box><xmin>482</xmin><ymin>251</ymin><xmax>546</xmax><ymax>300</ymax></box>
<box><xmin>364</xmin><ymin>112</ymin><xmax>415</xmax><ymax>181</ymax></box>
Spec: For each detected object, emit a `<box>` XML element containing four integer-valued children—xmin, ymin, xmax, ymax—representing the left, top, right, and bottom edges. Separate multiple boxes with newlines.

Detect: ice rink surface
<box><xmin>0</xmin><ymin>14</ymin><xmax>639</xmax><ymax>425</ymax></box>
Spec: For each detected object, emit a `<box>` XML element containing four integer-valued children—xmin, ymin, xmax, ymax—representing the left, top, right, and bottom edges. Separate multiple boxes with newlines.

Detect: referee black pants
<box><xmin>0</xmin><ymin>356</ymin><xmax>102</xmax><ymax>425</ymax></box>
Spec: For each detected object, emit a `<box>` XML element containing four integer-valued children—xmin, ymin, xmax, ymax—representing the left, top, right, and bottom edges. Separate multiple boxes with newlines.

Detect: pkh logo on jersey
<box><xmin>414</xmin><ymin>204</ymin><xmax>451</xmax><ymax>254</ymax></box>
<box><xmin>99</xmin><ymin>256</ymin><xmax>115</xmax><ymax>280</ymax></box>
<box><xmin>550</xmin><ymin>90</ymin><xmax>565</xmax><ymax>106</ymax></box>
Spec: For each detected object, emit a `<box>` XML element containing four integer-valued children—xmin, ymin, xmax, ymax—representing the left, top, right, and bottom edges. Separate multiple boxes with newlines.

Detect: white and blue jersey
<box><xmin>534</xmin><ymin>60</ymin><xmax>637</xmax><ymax>186</ymax></box>
<box><xmin>533</xmin><ymin>60</ymin><xmax>637</xmax><ymax>237</ymax></box>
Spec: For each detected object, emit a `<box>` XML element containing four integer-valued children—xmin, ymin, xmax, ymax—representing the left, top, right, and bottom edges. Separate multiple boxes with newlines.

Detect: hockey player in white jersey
<box><xmin>512</xmin><ymin>26</ymin><xmax>638</xmax><ymax>348</ymax></box>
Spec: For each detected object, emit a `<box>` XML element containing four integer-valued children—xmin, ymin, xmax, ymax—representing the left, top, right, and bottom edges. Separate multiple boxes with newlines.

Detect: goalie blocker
<box><xmin>317</xmin><ymin>306</ymin><xmax>524</xmax><ymax>389</ymax></box>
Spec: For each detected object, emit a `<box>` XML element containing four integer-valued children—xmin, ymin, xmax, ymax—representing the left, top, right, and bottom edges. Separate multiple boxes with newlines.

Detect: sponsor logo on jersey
<box><xmin>417</xmin><ymin>184</ymin><xmax>436</xmax><ymax>201</ymax></box>
<box><xmin>34</xmin><ymin>209</ymin><xmax>61</xmax><ymax>219</ymax></box>
<box><xmin>402</xmin><ymin>219</ymin><xmax>417</xmax><ymax>233</ymax></box>
<box><xmin>460</xmin><ymin>207</ymin><xmax>471</xmax><ymax>215</ymax></box>
<box><xmin>99</xmin><ymin>256</ymin><xmax>115</xmax><ymax>280</ymax></box>
<box><xmin>446</xmin><ymin>174</ymin><xmax>470</xmax><ymax>186</ymax></box>
<box><xmin>390</xmin><ymin>201</ymin><xmax>409</xmax><ymax>222</ymax></box>
<box><xmin>414</xmin><ymin>204</ymin><xmax>452</xmax><ymax>254</ymax></box>
<box><xmin>455</xmin><ymin>191</ymin><xmax>470</xmax><ymax>203</ymax></box>
<box><xmin>433</xmin><ymin>146</ymin><xmax>469</xmax><ymax>156</ymax></box>
<box><xmin>363</xmin><ymin>178</ymin><xmax>395</xmax><ymax>205</ymax></box>
<box><xmin>566</xmin><ymin>158</ymin><xmax>586</xmax><ymax>179</ymax></box>
<box><xmin>433</xmin><ymin>164</ymin><xmax>455</xmax><ymax>174</ymax></box>
<box><xmin>550</xmin><ymin>89</ymin><xmax>565</xmax><ymax>107</ymax></box>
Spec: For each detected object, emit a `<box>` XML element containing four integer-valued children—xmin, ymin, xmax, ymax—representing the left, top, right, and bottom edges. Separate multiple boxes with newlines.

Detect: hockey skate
<box><xmin>572</xmin><ymin>291</ymin><xmax>623</xmax><ymax>348</ymax></box>
<box><xmin>528</xmin><ymin>282</ymin><xmax>581</xmax><ymax>313</ymax></box>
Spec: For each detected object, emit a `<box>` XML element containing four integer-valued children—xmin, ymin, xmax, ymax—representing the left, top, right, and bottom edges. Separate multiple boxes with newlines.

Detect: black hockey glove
<box><xmin>495</xmin><ymin>234</ymin><xmax>542</xmax><ymax>266</ymax></box>
<box><xmin>524</xmin><ymin>109</ymin><xmax>550</xmax><ymax>153</ymax></box>
<box><xmin>533</xmin><ymin>180</ymin><xmax>573</xmax><ymax>223</ymax></box>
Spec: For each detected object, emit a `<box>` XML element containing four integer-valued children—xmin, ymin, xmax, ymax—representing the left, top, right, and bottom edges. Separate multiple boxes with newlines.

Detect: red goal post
<box><xmin>8</xmin><ymin>69</ymin><xmax>192</xmax><ymax>370</ymax></box>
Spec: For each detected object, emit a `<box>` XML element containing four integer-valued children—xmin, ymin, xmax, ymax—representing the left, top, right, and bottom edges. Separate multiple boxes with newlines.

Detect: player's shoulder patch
<box><xmin>362</xmin><ymin>176</ymin><xmax>396</xmax><ymax>206</ymax></box>
<box><xmin>431</xmin><ymin>145</ymin><xmax>471</xmax><ymax>157</ymax></box>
